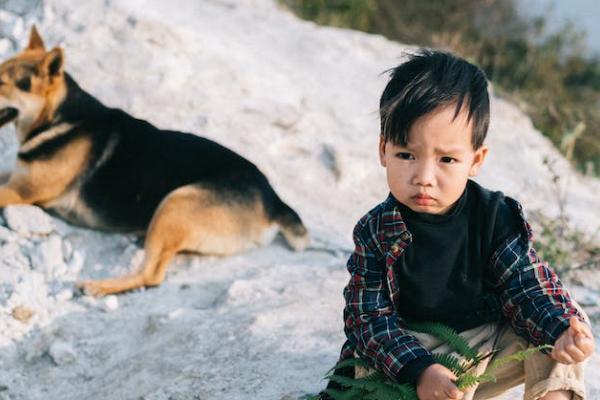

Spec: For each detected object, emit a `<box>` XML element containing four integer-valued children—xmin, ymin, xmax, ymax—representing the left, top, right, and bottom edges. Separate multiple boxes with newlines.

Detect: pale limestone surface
<box><xmin>0</xmin><ymin>1</ymin><xmax>598</xmax><ymax>399</ymax></box>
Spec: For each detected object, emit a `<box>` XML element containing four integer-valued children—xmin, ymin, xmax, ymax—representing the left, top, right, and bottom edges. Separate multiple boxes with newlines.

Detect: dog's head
<box><xmin>0</xmin><ymin>26</ymin><xmax>66</xmax><ymax>136</ymax></box>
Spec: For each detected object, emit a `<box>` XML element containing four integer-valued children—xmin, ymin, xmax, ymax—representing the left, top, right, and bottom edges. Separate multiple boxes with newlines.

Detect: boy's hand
<box><xmin>417</xmin><ymin>364</ymin><xmax>464</xmax><ymax>400</ymax></box>
<box><xmin>551</xmin><ymin>317</ymin><xmax>595</xmax><ymax>364</ymax></box>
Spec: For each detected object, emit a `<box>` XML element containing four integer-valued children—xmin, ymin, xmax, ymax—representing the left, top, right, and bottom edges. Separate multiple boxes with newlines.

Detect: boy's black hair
<box><xmin>380</xmin><ymin>49</ymin><xmax>490</xmax><ymax>149</ymax></box>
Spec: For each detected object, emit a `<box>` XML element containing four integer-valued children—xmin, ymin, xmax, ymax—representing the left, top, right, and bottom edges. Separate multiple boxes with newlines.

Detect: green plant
<box><xmin>527</xmin><ymin>157</ymin><xmax>600</xmax><ymax>274</ymax></box>
<box><xmin>315</xmin><ymin>322</ymin><xmax>551</xmax><ymax>400</ymax></box>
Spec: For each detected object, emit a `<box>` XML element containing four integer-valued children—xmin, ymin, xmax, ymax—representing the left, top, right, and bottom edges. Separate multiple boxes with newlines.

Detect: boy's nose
<box><xmin>412</xmin><ymin>162</ymin><xmax>436</xmax><ymax>187</ymax></box>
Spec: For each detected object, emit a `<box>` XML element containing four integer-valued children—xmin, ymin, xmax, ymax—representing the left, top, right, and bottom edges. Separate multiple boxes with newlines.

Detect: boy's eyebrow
<box><xmin>395</xmin><ymin>143</ymin><xmax>467</xmax><ymax>154</ymax></box>
<box><xmin>433</xmin><ymin>146</ymin><xmax>465</xmax><ymax>154</ymax></box>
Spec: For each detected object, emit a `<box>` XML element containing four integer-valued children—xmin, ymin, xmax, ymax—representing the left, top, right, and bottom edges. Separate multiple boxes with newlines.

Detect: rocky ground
<box><xmin>0</xmin><ymin>0</ymin><xmax>598</xmax><ymax>399</ymax></box>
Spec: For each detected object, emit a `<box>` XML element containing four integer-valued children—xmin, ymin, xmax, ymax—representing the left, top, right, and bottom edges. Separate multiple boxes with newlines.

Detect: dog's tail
<box><xmin>272</xmin><ymin>198</ymin><xmax>309</xmax><ymax>251</ymax></box>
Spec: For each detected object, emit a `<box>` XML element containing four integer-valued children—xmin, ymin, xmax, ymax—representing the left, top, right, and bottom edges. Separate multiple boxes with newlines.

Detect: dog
<box><xmin>0</xmin><ymin>27</ymin><xmax>308</xmax><ymax>296</ymax></box>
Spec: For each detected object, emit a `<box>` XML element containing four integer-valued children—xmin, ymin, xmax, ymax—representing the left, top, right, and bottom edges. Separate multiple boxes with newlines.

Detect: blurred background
<box><xmin>280</xmin><ymin>0</ymin><xmax>600</xmax><ymax>177</ymax></box>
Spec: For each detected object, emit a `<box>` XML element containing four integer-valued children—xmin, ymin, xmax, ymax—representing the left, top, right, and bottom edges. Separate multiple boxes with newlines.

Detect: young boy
<box><xmin>326</xmin><ymin>50</ymin><xmax>595</xmax><ymax>400</ymax></box>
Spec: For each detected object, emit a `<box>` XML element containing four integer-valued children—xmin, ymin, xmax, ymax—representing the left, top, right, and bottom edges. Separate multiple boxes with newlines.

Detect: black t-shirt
<box><xmin>393</xmin><ymin>180</ymin><xmax>523</xmax><ymax>332</ymax></box>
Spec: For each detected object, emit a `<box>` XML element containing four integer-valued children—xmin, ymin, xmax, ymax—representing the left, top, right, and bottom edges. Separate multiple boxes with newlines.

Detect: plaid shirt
<box><xmin>339</xmin><ymin>193</ymin><xmax>581</xmax><ymax>382</ymax></box>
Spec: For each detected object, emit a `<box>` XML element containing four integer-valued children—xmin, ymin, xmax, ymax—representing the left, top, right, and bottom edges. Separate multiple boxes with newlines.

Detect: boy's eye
<box><xmin>396</xmin><ymin>152</ymin><xmax>415</xmax><ymax>160</ymax></box>
<box><xmin>440</xmin><ymin>156</ymin><xmax>457</xmax><ymax>164</ymax></box>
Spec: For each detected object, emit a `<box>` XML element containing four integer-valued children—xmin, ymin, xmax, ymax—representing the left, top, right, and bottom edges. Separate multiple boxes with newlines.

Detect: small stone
<box><xmin>30</xmin><ymin>235</ymin><xmax>64</xmax><ymax>275</ymax></box>
<box><xmin>62</xmin><ymin>239</ymin><xmax>73</xmax><ymax>262</ymax></box>
<box><xmin>0</xmin><ymin>226</ymin><xmax>15</xmax><ymax>243</ymax></box>
<box><xmin>3</xmin><ymin>205</ymin><xmax>54</xmax><ymax>236</ymax></box>
<box><xmin>24</xmin><ymin>334</ymin><xmax>49</xmax><ymax>362</ymax></box>
<box><xmin>55</xmin><ymin>289</ymin><xmax>73</xmax><ymax>302</ymax></box>
<box><xmin>0</xmin><ymin>38</ymin><xmax>12</xmax><ymax>55</ymax></box>
<box><xmin>101</xmin><ymin>295</ymin><xmax>119</xmax><ymax>312</ymax></box>
<box><xmin>11</xmin><ymin>305</ymin><xmax>34</xmax><ymax>323</ymax></box>
<box><xmin>0</xmin><ymin>283</ymin><xmax>13</xmax><ymax>306</ymax></box>
<box><xmin>168</xmin><ymin>308</ymin><xmax>184</xmax><ymax>320</ymax></box>
<box><xmin>79</xmin><ymin>295</ymin><xmax>98</xmax><ymax>308</ymax></box>
<box><xmin>48</xmin><ymin>340</ymin><xmax>77</xmax><ymax>366</ymax></box>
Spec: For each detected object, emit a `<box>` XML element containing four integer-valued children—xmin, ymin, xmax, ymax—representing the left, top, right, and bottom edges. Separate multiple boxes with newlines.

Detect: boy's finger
<box><xmin>444</xmin><ymin>386</ymin><xmax>464</xmax><ymax>399</ymax></box>
<box><xmin>569</xmin><ymin>317</ymin><xmax>592</xmax><ymax>338</ymax></box>
<box><xmin>565</xmin><ymin>342</ymin><xmax>586</xmax><ymax>362</ymax></box>
<box><xmin>551</xmin><ymin>337</ymin><xmax>574</xmax><ymax>364</ymax></box>
<box><xmin>574</xmin><ymin>335</ymin><xmax>595</xmax><ymax>355</ymax></box>
<box><xmin>553</xmin><ymin>349</ymin><xmax>576</xmax><ymax>364</ymax></box>
<box><xmin>552</xmin><ymin>336</ymin><xmax>566</xmax><ymax>355</ymax></box>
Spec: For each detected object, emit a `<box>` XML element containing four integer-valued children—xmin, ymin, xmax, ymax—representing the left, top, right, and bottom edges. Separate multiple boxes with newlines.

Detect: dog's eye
<box><xmin>16</xmin><ymin>76</ymin><xmax>31</xmax><ymax>92</ymax></box>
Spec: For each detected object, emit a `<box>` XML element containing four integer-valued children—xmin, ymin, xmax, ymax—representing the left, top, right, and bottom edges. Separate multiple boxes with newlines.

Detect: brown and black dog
<box><xmin>0</xmin><ymin>27</ymin><xmax>308</xmax><ymax>296</ymax></box>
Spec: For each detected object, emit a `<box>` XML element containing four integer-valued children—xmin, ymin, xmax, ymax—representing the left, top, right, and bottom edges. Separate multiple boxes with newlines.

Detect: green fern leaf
<box><xmin>456</xmin><ymin>372</ymin><xmax>496</xmax><ymax>390</ymax></box>
<box><xmin>406</xmin><ymin>322</ymin><xmax>479</xmax><ymax>361</ymax></box>
<box><xmin>325</xmin><ymin>357</ymin><xmax>369</xmax><ymax>377</ymax></box>
<box><xmin>432</xmin><ymin>352</ymin><xmax>468</xmax><ymax>375</ymax></box>
<box><xmin>487</xmin><ymin>345</ymin><xmax>552</xmax><ymax>372</ymax></box>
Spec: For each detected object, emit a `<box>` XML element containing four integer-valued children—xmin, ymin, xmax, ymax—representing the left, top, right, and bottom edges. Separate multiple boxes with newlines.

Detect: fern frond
<box><xmin>487</xmin><ymin>345</ymin><xmax>552</xmax><ymax>372</ymax></box>
<box><xmin>407</xmin><ymin>322</ymin><xmax>479</xmax><ymax>361</ymax></box>
<box><xmin>327</xmin><ymin>367</ymin><xmax>418</xmax><ymax>400</ymax></box>
<box><xmin>324</xmin><ymin>357</ymin><xmax>369</xmax><ymax>377</ymax></box>
<box><xmin>432</xmin><ymin>352</ymin><xmax>468</xmax><ymax>375</ymax></box>
<box><xmin>321</xmin><ymin>327</ymin><xmax>550</xmax><ymax>400</ymax></box>
<box><xmin>324</xmin><ymin>387</ymin><xmax>367</xmax><ymax>400</ymax></box>
<box><xmin>455</xmin><ymin>372</ymin><xmax>496</xmax><ymax>390</ymax></box>
<box><xmin>364</xmin><ymin>381</ymin><xmax>419</xmax><ymax>400</ymax></box>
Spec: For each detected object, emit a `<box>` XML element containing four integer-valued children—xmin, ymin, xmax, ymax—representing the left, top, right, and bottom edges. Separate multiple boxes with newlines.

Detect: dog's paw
<box><xmin>75</xmin><ymin>280</ymin><xmax>108</xmax><ymax>297</ymax></box>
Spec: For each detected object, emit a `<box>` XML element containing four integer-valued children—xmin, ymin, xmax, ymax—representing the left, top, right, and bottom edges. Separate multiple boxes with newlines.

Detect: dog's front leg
<box><xmin>0</xmin><ymin>184</ymin><xmax>30</xmax><ymax>207</ymax></box>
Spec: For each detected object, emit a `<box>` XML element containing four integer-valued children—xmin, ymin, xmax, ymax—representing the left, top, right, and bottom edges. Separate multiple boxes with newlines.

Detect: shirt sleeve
<box><xmin>343</xmin><ymin>217</ymin><xmax>435</xmax><ymax>384</ymax></box>
<box><xmin>488</xmin><ymin>231</ymin><xmax>582</xmax><ymax>350</ymax></box>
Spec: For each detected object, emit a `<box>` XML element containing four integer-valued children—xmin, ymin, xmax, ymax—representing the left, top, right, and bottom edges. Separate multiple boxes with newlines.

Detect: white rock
<box><xmin>3</xmin><ymin>206</ymin><xmax>54</xmax><ymax>236</ymax></box>
<box><xmin>79</xmin><ymin>295</ymin><xmax>99</xmax><ymax>309</ymax></box>
<box><xmin>24</xmin><ymin>333</ymin><xmax>50</xmax><ymax>362</ymax></box>
<box><xmin>11</xmin><ymin>17</ymin><xmax>24</xmax><ymax>39</ymax></box>
<box><xmin>48</xmin><ymin>340</ymin><xmax>77</xmax><ymax>366</ymax></box>
<box><xmin>101</xmin><ymin>295</ymin><xmax>119</xmax><ymax>312</ymax></box>
<box><xmin>54</xmin><ymin>289</ymin><xmax>73</xmax><ymax>302</ymax></box>
<box><xmin>0</xmin><ymin>226</ymin><xmax>16</xmax><ymax>243</ymax></box>
<box><xmin>61</xmin><ymin>239</ymin><xmax>73</xmax><ymax>262</ymax></box>
<box><xmin>0</xmin><ymin>242</ymin><xmax>30</xmax><ymax>270</ymax></box>
<box><xmin>0</xmin><ymin>38</ymin><xmax>12</xmax><ymax>55</ymax></box>
<box><xmin>168</xmin><ymin>308</ymin><xmax>185</xmax><ymax>320</ymax></box>
<box><xmin>0</xmin><ymin>10</ymin><xmax>15</xmax><ymax>24</ymax></box>
<box><xmin>30</xmin><ymin>235</ymin><xmax>64</xmax><ymax>277</ymax></box>
<box><xmin>67</xmin><ymin>250</ymin><xmax>84</xmax><ymax>274</ymax></box>
<box><xmin>0</xmin><ymin>282</ymin><xmax>13</xmax><ymax>306</ymax></box>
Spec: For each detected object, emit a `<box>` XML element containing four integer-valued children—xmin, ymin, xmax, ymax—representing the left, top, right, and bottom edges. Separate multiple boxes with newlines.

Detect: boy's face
<box><xmin>379</xmin><ymin>104</ymin><xmax>488</xmax><ymax>215</ymax></box>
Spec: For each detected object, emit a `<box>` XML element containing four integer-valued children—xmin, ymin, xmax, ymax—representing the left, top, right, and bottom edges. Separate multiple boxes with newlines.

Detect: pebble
<box><xmin>11</xmin><ymin>305</ymin><xmax>34</xmax><ymax>323</ymax></box>
<box><xmin>101</xmin><ymin>295</ymin><xmax>119</xmax><ymax>312</ymax></box>
<box><xmin>48</xmin><ymin>340</ymin><xmax>77</xmax><ymax>366</ymax></box>
<box><xmin>0</xmin><ymin>226</ymin><xmax>16</xmax><ymax>243</ymax></box>
<box><xmin>3</xmin><ymin>206</ymin><xmax>54</xmax><ymax>236</ymax></box>
<box><xmin>30</xmin><ymin>235</ymin><xmax>64</xmax><ymax>276</ymax></box>
<box><xmin>54</xmin><ymin>289</ymin><xmax>73</xmax><ymax>302</ymax></box>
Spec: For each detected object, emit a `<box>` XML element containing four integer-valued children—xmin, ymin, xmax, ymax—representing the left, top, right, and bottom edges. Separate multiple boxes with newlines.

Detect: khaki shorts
<box><xmin>356</xmin><ymin>311</ymin><xmax>589</xmax><ymax>399</ymax></box>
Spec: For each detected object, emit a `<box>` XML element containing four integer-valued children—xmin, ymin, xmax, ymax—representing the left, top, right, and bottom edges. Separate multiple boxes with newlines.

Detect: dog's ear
<box><xmin>40</xmin><ymin>47</ymin><xmax>64</xmax><ymax>78</ymax></box>
<box><xmin>27</xmin><ymin>25</ymin><xmax>46</xmax><ymax>51</ymax></box>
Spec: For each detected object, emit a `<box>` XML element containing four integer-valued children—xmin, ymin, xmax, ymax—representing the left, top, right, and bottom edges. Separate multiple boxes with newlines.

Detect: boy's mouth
<box><xmin>412</xmin><ymin>193</ymin><xmax>435</xmax><ymax>206</ymax></box>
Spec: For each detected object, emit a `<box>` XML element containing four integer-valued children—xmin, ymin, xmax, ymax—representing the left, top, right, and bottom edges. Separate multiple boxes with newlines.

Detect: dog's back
<box><xmin>39</xmin><ymin>74</ymin><xmax>307</xmax><ymax>248</ymax></box>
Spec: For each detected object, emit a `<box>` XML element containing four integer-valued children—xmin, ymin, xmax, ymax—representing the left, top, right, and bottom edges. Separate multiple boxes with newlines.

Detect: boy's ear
<box><xmin>379</xmin><ymin>135</ymin><xmax>387</xmax><ymax>167</ymax></box>
<box><xmin>469</xmin><ymin>145</ymin><xmax>489</xmax><ymax>177</ymax></box>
